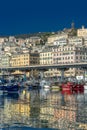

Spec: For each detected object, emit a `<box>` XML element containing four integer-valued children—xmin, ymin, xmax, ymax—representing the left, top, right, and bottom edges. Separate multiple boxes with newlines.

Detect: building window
<box><xmin>76</xmin><ymin>56</ymin><xmax>78</xmax><ymax>59</ymax></box>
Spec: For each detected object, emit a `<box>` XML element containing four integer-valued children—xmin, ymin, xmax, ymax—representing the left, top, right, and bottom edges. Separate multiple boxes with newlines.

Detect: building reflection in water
<box><xmin>0</xmin><ymin>89</ymin><xmax>87</xmax><ymax>129</ymax></box>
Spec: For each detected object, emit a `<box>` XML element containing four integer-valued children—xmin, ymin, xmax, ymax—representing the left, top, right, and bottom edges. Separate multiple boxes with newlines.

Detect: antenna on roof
<box><xmin>71</xmin><ymin>21</ymin><xmax>75</xmax><ymax>29</ymax></box>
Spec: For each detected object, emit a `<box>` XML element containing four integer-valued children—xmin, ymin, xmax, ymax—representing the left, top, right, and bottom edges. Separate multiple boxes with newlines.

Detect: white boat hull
<box><xmin>84</xmin><ymin>85</ymin><xmax>87</xmax><ymax>90</ymax></box>
<box><xmin>43</xmin><ymin>85</ymin><xmax>50</xmax><ymax>89</ymax></box>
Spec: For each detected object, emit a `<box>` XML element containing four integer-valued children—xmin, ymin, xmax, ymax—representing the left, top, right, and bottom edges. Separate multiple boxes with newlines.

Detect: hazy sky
<box><xmin>0</xmin><ymin>0</ymin><xmax>87</xmax><ymax>35</ymax></box>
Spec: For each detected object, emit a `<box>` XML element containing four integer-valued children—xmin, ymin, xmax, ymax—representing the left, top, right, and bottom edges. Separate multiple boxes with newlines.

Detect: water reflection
<box><xmin>0</xmin><ymin>89</ymin><xmax>87</xmax><ymax>129</ymax></box>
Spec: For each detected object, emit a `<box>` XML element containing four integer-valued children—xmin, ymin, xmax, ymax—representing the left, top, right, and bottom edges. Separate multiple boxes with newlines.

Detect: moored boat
<box><xmin>61</xmin><ymin>81</ymin><xmax>84</xmax><ymax>93</ymax></box>
<box><xmin>84</xmin><ymin>84</ymin><xmax>87</xmax><ymax>90</ymax></box>
<box><xmin>3</xmin><ymin>82</ymin><xmax>20</xmax><ymax>93</ymax></box>
<box><xmin>40</xmin><ymin>79</ymin><xmax>51</xmax><ymax>89</ymax></box>
<box><xmin>50</xmin><ymin>82</ymin><xmax>61</xmax><ymax>92</ymax></box>
<box><xmin>72</xmin><ymin>83</ymin><xmax>84</xmax><ymax>92</ymax></box>
<box><xmin>0</xmin><ymin>84</ymin><xmax>4</xmax><ymax>90</ymax></box>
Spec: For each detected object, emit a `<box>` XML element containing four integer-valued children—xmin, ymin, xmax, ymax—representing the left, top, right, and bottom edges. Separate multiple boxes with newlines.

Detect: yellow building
<box><xmin>10</xmin><ymin>53</ymin><xmax>30</xmax><ymax>67</ymax></box>
<box><xmin>10</xmin><ymin>52</ymin><xmax>39</xmax><ymax>76</ymax></box>
<box><xmin>10</xmin><ymin>52</ymin><xmax>39</xmax><ymax>67</ymax></box>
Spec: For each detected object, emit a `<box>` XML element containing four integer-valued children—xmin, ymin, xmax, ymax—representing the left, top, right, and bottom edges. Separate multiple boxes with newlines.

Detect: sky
<box><xmin>0</xmin><ymin>0</ymin><xmax>87</xmax><ymax>35</ymax></box>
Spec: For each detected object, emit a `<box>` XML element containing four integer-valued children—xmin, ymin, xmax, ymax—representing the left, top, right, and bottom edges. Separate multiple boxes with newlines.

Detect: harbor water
<box><xmin>0</xmin><ymin>88</ymin><xmax>87</xmax><ymax>130</ymax></box>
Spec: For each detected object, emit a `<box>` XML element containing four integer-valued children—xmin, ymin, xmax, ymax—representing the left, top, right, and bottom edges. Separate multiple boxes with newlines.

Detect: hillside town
<box><xmin>0</xmin><ymin>24</ymin><xmax>87</xmax><ymax>130</ymax></box>
<box><xmin>0</xmin><ymin>24</ymin><xmax>87</xmax><ymax>79</ymax></box>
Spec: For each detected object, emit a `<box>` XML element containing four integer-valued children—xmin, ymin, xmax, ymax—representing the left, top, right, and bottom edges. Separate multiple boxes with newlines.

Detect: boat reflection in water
<box><xmin>0</xmin><ymin>87</ymin><xmax>87</xmax><ymax>130</ymax></box>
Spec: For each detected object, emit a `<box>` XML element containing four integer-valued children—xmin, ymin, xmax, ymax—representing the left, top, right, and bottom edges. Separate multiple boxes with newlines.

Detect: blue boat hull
<box><xmin>0</xmin><ymin>85</ymin><xmax>5</xmax><ymax>90</ymax></box>
<box><xmin>4</xmin><ymin>84</ymin><xmax>19</xmax><ymax>92</ymax></box>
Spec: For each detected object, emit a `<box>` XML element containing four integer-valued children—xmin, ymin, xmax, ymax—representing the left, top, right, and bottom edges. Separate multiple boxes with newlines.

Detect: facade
<box><xmin>47</xmin><ymin>33</ymin><xmax>68</xmax><ymax>44</ymax></box>
<box><xmin>53</xmin><ymin>45</ymin><xmax>87</xmax><ymax>64</ymax></box>
<box><xmin>9</xmin><ymin>36</ymin><xmax>16</xmax><ymax>42</ymax></box>
<box><xmin>77</xmin><ymin>26</ymin><xmax>87</xmax><ymax>37</ymax></box>
<box><xmin>68</xmin><ymin>36</ymin><xmax>83</xmax><ymax>46</ymax></box>
<box><xmin>40</xmin><ymin>46</ymin><xmax>53</xmax><ymax>77</ymax></box>
<box><xmin>29</xmin><ymin>52</ymin><xmax>39</xmax><ymax>65</ymax></box>
<box><xmin>1</xmin><ymin>54</ymin><xmax>10</xmax><ymax>67</ymax></box>
<box><xmin>27</xmin><ymin>36</ymin><xmax>41</xmax><ymax>46</ymax></box>
<box><xmin>83</xmin><ymin>37</ymin><xmax>87</xmax><ymax>46</ymax></box>
<box><xmin>0</xmin><ymin>38</ymin><xmax>5</xmax><ymax>43</ymax></box>
<box><xmin>9</xmin><ymin>52</ymin><xmax>39</xmax><ymax>76</ymax></box>
<box><xmin>10</xmin><ymin>53</ymin><xmax>30</xmax><ymax>67</ymax></box>
<box><xmin>54</xmin><ymin>38</ymin><xmax>68</xmax><ymax>46</ymax></box>
<box><xmin>40</xmin><ymin>48</ymin><xmax>53</xmax><ymax>65</ymax></box>
<box><xmin>39</xmin><ymin>44</ymin><xmax>87</xmax><ymax>77</ymax></box>
<box><xmin>53</xmin><ymin>45</ymin><xmax>87</xmax><ymax>77</ymax></box>
<box><xmin>28</xmin><ymin>36</ymin><xmax>41</xmax><ymax>43</ymax></box>
<box><xmin>16</xmin><ymin>38</ymin><xmax>25</xmax><ymax>45</ymax></box>
<box><xmin>53</xmin><ymin>45</ymin><xmax>75</xmax><ymax>64</ymax></box>
<box><xmin>10</xmin><ymin>52</ymin><xmax>39</xmax><ymax>67</ymax></box>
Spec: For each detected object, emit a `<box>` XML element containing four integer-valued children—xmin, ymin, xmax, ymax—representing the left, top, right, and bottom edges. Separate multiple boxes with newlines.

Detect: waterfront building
<box><xmin>39</xmin><ymin>43</ymin><xmax>87</xmax><ymax>77</ymax></box>
<box><xmin>0</xmin><ymin>54</ymin><xmax>10</xmax><ymax>67</ymax></box>
<box><xmin>0</xmin><ymin>54</ymin><xmax>10</xmax><ymax>75</ymax></box>
<box><xmin>10</xmin><ymin>52</ymin><xmax>39</xmax><ymax>76</ymax></box>
<box><xmin>40</xmin><ymin>46</ymin><xmax>53</xmax><ymax>77</ymax></box>
<box><xmin>29</xmin><ymin>52</ymin><xmax>39</xmax><ymax>65</ymax></box>
<box><xmin>10</xmin><ymin>52</ymin><xmax>39</xmax><ymax>67</ymax></box>
<box><xmin>40</xmin><ymin>46</ymin><xmax>53</xmax><ymax>65</ymax></box>
<box><xmin>9</xmin><ymin>53</ymin><xmax>26</xmax><ymax>67</ymax></box>
<box><xmin>52</xmin><ymin>45</ymin><xmax>87</xmax><ymax>77</ymax></box>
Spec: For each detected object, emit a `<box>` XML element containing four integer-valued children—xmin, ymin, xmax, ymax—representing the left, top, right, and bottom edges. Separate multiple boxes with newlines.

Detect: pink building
<box><xmin>53</xmin><ymin>45</ymin><xmax>87</xmax><ymax>76</ymax></box>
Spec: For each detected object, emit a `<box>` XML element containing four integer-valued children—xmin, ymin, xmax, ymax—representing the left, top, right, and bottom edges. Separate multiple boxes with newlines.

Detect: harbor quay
<box><xmin>1</xmin><ymin>61</ymin><xmax>87</xmax><ymax>82</ymax></box>
<box><xmin>0</xmin><ymin>25</ymin><xmax>87</xmax><ymax>129</ymax></box>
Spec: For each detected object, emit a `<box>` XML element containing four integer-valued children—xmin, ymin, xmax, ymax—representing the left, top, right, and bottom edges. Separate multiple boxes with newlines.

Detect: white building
<box><xmin>68</xmin><ymin>36</ymin><xmax>83</xmax><ymax>45</ymax></box>
<box><xmin>9</xmin><ymin>36</ymin><xmax>16</xmax><ymax>42</ymax></box>
<box><xmin>54</xmin><ymin>38</ymin><xmax>68</xmax><ymax>46</ymax></box>
<box><xmin>47</xmin><ymin>33</ymin><xmax>68</xmax><ymax>44</ymax></box>
<box><xmin>77</xmin><ymin>26</ymin><xmax>87</xmax><ymax>37</ymax></box>
<box><xmin>0</xmin><ymin>38</ymin><xmax>5</xmax><ymax>43</ymax></box>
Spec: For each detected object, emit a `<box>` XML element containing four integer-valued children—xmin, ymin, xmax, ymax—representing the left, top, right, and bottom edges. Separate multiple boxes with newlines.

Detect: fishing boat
<box><xmin>0</xmin><ymin>79</ymin><xmax>7</xmax><ymax>90</ymax></box>
<box><xmin>0</xmin><ymin>73</ymin><xmax>20</xmax><ymax>92</ymax></box>
<box><xmin>40</xmin><ymin>79</ymin><xmax>50</xmax><ymax>89</ymax></box>
<box><xmin>72</xmin><ymin>83</ymin><xmax>84</xmax><ymax>93</ymax></box>
<box><xmin>50</xmin><ymin>82</ymin><xmax>61</xmax><ymax>92</ymax></box>
<box><xmin>61</xmin><ymin>82</ymin><xmax>72</xmax><ymax>94</ymax></box>
<box><xmin>0</xmin><ymin>78</ymin><xmax>20</xmax><ymax>92</ymax></box>
<box><xmin>3</xmin><ymin>82</ymin><xmax>20</xmax><ymax>93</ymax></box>
<box><xmin>61</xmin><ymin>82</ymin><xmax>84</xmax><ymax>93</ymax></box>
<box><xmin>0</xmin><ymin>84</ymin><xmax>4</xmax><ymax>90</ymax></box>
<box><xmin>28</xmin><ymin>82</ymin><xmax>41</xmax><ymax>90</ymax></box>
<box><xmin>84</xmin><ymin>82</ymin><xmax>87</xmax><ymax>90</ymax></box>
